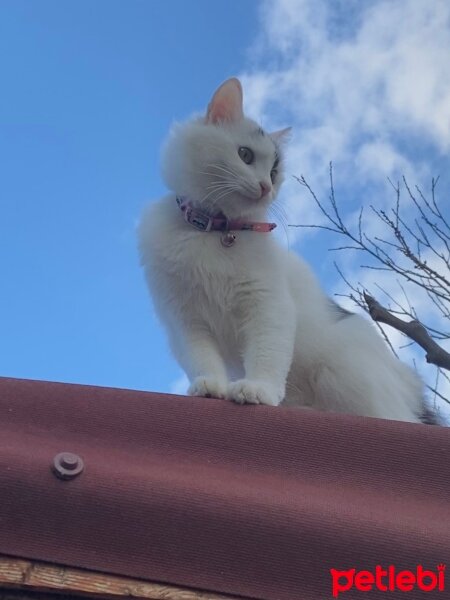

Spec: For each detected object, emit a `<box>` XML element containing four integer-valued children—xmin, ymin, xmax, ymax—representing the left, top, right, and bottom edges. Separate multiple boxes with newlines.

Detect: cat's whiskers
<box><xmin>201</xmin><ymin>188</ymin><xmax>222</xmax><ymax>204</ymax></box>
<box><xmin>202</xmin><ymin>188</ymin><xmax>237</xmax><ymax>205</ymax></box>
<box><xmin>272</xmin><ymin>198</ymin><xmax>289</xmax><ymax>223</ymax></box>
<box><xmin>202</xmin><ymin>164</ymin><xmax>261</xmax><ymax>201</ymax></box>
<box><xmin>198</xmin><ymin>169</ymin><xmax>244</xmax><ymax>206</ymax></box>
<box><xmin>206</xmin><ymin>163</ymin><xmax>240</xmax><ymax>179</ymax></box>
<box><xmin>207</xmin><ymin>164</ymin><xmax>254</xmax><ymax>192</ymax></box>
<box><xmin>199</xmin><ymin>171</ymin><xmax>236</xmax><ymax>190</ymax></box>
<box><xmin>269</xmin><ymin>203</ymin><xmax>290</xmax><ymax>250</ymax></box>
<box><xmin>199</xmin><ymin>171</ymin><xmax>230</xmax><ymax>180</ymax></box>
<box><xmin>269</xmin><ymin>200</ymin><xmax>288</xmax><ymax>228</ymax></box>
<box><xmin>205</xmin><ymin>180</ymin><xmax>239</xmax><ymax>193</ymax></box>
<box><xmin>210</xmin><ymin>188</ymin><xmax>237</xmax><ymax>205</ymax></box>
<box><xmin>204</xmin><ymin>181</ymin><xmax>234</xmax><ymax>190</ymax></box>
<box><xmin>201</xmin><ymin>182</ymin><xmax>239</xmax><ymax>205</ymax></box>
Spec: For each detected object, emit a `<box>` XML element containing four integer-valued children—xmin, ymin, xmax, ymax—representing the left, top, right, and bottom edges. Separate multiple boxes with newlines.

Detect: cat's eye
<box><xmin>238</xmin><ymin>146</ymin><xmax>254</xmax><ymax>164</ymax></box>
<box><xmin>271</xmin><ymin>155</ymin><xmax>279</xmax><ymax>183</ymax></box>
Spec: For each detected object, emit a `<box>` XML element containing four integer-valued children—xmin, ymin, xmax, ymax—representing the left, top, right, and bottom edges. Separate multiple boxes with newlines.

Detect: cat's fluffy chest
<box><xmin>144</xmin><ymin>196</ymin><xmax>284</xmax><ymax>289</ymax></box>
<box><xmin>140</xmin><ymin>196</ymin><xmax>289</xmax><ymax>342</ymax></box>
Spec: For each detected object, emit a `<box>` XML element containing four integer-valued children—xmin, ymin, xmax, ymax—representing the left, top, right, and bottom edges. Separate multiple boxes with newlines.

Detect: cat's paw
<box><xmin>227</xmin><ymin>379</ymin><xmax>282</xmax><ymax>406</ymax></box>
<box><xmin>188</xmin><ymin>376</ymin><xmax>227</xmax><ymax>399</ymax></box>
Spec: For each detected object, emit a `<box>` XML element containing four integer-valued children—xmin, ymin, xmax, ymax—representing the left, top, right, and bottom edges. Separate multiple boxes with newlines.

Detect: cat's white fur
<box><xmin>138</xmin><ymin>78</ymin><xmax>426</xmax><ymax>423</ymax></box>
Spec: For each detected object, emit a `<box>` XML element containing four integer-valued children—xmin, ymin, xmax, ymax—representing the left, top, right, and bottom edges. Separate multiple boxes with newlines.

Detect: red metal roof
<box><xmin>1</xmin><ymin>377</ymin><xmax>449</xmax><ymax>599</ymax></box>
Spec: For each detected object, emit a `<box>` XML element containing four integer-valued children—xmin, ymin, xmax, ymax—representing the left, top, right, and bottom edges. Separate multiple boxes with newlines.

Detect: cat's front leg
<box><xmin>228</xmin><ymin>293</ymin><xmax>296</xmax><ymax>406</ymax></box>
<box><xmin>227</xmin><ymin>379</ymin><xmax>283</xmax><ymax>406</ymax></box>
<box><xmin>171</xmin><ymin>326</ymin><xmax>228</xmax><ymax>400</ymax></box>
<box><xmin>189</xmin><ymin>373</ymin><xmax>227</xmax><ymax>400</ymax></box>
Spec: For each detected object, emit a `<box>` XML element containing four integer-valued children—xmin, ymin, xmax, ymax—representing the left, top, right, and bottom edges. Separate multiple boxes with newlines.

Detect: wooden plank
<box><xmin>0</xmin><ymin>556</ymin><xmax>243</xmax><ymax>600</ymax></box>
<box><xmin>1</xmin><ymin>590</ymin><xmax>80</xmax><ymax>600</ymax></box>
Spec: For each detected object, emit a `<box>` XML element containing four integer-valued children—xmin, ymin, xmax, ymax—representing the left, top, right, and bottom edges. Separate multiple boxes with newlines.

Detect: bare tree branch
<box><xmin>291</xmin><ymin>166</ymin><xmax>450</xmax><ymax>403</ymax></box>
<box><xmin>363</xmin><ymin>293</ymin><xmax>450</xmax><ymax>371</ymax></box>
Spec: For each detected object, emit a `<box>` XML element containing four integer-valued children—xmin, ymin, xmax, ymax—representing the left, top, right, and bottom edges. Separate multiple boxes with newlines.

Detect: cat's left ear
<box><xmin>270</xmin><ymin>127</ymin><xmax>292</xmax><ymax>145</ymax></box>
<box><xmin>206</xmin><ymin>78</ymin><xmax>244</xmax><ymax>124</ymax></box>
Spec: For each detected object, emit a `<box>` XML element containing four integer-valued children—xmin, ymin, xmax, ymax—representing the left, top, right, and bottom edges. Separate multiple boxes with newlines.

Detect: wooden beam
<box><xmin>0</xmin><ymin>556</ymin><xmax>243</xmax><ymax>600</ymax></box>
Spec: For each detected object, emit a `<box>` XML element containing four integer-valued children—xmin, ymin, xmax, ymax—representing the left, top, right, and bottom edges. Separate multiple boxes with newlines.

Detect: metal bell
<box><xmin>221</xmin><ymin>231</ymin><xmax>236</xmax><ymax>247</ymax></box>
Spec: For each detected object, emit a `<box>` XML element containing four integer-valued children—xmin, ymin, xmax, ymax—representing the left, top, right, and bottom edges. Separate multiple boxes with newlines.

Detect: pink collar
<box><xmin>176</xmin><ymin>197</ymin><xmax>277</xmax><ymax>233</ymax></box>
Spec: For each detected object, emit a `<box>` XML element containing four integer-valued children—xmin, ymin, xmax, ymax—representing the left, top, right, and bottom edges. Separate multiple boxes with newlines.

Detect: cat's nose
<box><xmin>259</xmin><ymin>181</ymin><xmax>271</xmax><ymax>198</ymax></box>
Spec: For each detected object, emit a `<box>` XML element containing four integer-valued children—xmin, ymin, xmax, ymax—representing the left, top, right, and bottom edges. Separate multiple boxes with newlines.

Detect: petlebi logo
<box><xmin>330</xmin><ymin>564</ymin><xmax>446</xmax><ymax>597</ymax></box>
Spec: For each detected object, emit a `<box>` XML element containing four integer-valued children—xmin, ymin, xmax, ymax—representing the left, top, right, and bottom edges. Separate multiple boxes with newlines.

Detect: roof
<box><xmin>1</xmin><ymin>376</ymin><xmax>449</xmax><ymax>600</ymax></box>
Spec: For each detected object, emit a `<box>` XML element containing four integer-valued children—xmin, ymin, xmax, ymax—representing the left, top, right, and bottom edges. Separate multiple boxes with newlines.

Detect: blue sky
<box><xmin>0</xmin><ymin>0</ymin><xmax>259</xmax><ymax>391</ymax></box>
<box><xmin>1</xmin><ymin>0</ymin><xmax>449</xmax><ymax>405</ymax></box>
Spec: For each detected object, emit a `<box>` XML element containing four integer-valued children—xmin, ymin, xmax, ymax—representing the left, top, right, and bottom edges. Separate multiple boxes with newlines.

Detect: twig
<box><xmin>363</xmin><ymin>293</ymin><xmax>450</xmax><ymax>371</ymax></box>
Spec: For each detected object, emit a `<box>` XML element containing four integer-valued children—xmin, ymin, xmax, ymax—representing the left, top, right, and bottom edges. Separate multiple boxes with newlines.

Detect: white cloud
<box><xmin>241</xmin><ymin>0</ymin><xmax>450</xmax><ymax>226</ymax></box>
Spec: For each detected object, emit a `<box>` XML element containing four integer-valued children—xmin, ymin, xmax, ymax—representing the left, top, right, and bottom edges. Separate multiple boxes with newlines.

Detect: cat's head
<box><xmin>161</xmin><ymin>78</ymin><xmax>290</xmax><ymax>220</ymax></box>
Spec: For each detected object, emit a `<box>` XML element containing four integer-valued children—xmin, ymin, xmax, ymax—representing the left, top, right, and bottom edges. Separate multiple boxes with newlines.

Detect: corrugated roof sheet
<box><xmin>1</xmin><ymin>377</ymin><xmax>449</xmax><ymax>600</ymax></box>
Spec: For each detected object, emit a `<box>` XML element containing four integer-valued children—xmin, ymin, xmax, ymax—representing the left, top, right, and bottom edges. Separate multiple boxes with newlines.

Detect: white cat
<box><xmin>139</xmin><ymin>77</ymin><xmax>433</xmax><ymax>424</ymax></box>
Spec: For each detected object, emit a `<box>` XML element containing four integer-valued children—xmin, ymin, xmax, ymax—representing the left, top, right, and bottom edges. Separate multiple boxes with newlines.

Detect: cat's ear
<box><xmin>270</xmin><ymin>127</ymin><xmax>292</xmax><ymax>145</ymax></box>
<box><xmin>206</xmin><ymin>78</ymin><xmax>244</xmax><ymax>124</ymax></box>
